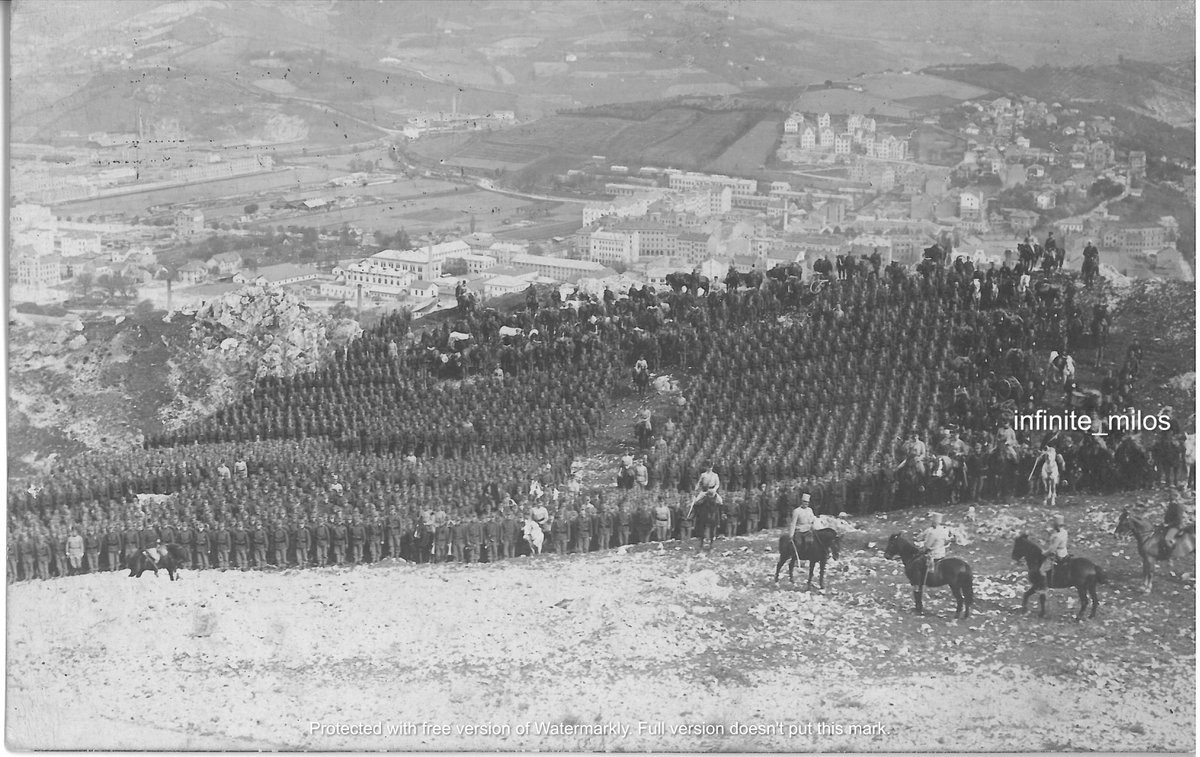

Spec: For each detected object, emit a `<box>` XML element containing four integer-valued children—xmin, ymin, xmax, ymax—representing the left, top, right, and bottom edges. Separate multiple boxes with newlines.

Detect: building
<box><xmin>609</xmin><ymin>220</ymin><xmax>676</xmax><ymax>257</ymax></box>
<box><xmin>817</xmin><ymin>112</ymin><xmax>831</xmax><ymax>129</ymax></box>
<box><xmin>1128</xmin><ymin>150</ymin><xmax>1147</xmax><ymax>180</ymax></box>
<box><xmin>676</xmin><ymin>231</ymin><xmax>711</xmax><ymax>263</ymax></box>
<box><xmin>234</xmin><ymin>264</ymin><xmax>320</xmax><ymax>287</ymax></box>
<box><xmin>207</xmin><ymin>251</ymin><xmax>244</xmax><ymax>276</ymax></box>
<box><xmin>174</xmin><ymin>210</ymin><xmax>206</xmax><ymax>238</ymax></box>
<box><xmin>588</xmin><ymin>229</ymin><xmax>639</xmax><ymax>266</ymax></box>
<box><xmin>444</xmin><ymin>253</ymin><xmax>498</xmax><ymax>275</ymax></box>
<box><xmin>369</xmin><ymin>248</ymin><xmax>442</xmax><ymax>281</ymax></box>
<box><xmin>800</xmin><ymin>127</ymin><xmax>816</xmax><ymax>150</ymax></box>
<box><xmin>1120</xmin><ymin>224</ymin><xmax>1167</xmax><ymax>255</ymax></box>
<box><xmin>1035</xmin><ymin>191</ymin><xmax>1057</xmax><ymax>210</ymax></box>
<box><xmin>959</xmin><ymin>191</ymin><xmax>983</xmax><ymax>222</ymax></box>
<box><xmin>408</xmin><ymin>280</ymin><xmax>439</xmax><ymax>299</ymax></box>
<box><xmin>819</xmin><ymin>126</ymin><xmax>835</xmax><ymax>147</ymax></box>
<box><xmin>783</xmin><ymin>113</ymin><xmax>804</xmax><ymax>134</ymax></box>
<box><xmin>58</xmin><ymin>232</ymin><xmax>102</xmax><ymax>258</ymax></box>
<box><xmin>834</xmin><ymin>132</ymin><xmax>852</xmax><ymax>156</ymax></box>
<box><xmin>667</xmin><ymin>171</ymin><xmax>757</xmax><ymax>195</ymax></box>
<box><xmin>509</xmin><ymin>253</ymin><xmax>607</xmax><ymax>282</ymax></box>
<box><xmin>177</xmin><ymin>260</ymin><xmax>210</xmax><ymax>286</ymax></box>
<box><xmin>13</xmin><ymin>248</ymin><xmax>62</xmax><ymax>287</ymax></box>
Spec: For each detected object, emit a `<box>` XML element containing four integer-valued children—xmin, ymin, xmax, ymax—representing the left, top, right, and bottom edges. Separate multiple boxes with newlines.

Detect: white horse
<box><xmin>1030</xmin><ymin>448</ymin><xmax>1063</xmax><ymax>507</ymax></box>
<box><xmin>522</xmin><ymin>519</ymin><xmax>544</xmax><ymax>556</ymax></box>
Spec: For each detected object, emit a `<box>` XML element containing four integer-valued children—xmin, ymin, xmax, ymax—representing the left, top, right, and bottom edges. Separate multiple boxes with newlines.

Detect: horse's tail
<box><xmin>961</xmin><ymin>566</ymin><xmax>974</xmax><ymax>606</ymax></box>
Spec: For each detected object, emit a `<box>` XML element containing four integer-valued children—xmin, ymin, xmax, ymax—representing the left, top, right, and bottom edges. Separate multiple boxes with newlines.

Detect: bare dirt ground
<box><xmin>7</xmin><ymin>490</ymin><xmax>1194</xmax><ymax>751</ymax></box>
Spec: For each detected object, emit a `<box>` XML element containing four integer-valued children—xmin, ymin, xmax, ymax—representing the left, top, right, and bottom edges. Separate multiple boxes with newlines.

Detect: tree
<box><xmin>330</xmin><ymin>301</ymin><xmax>355</xmax><ymax>320</ymax></box>
<box><xmin>242</xmin><ymin>255</ymin><xmax>260</xmax><ymax>271</ymax></box>
<box><xmin>74</xmin><ymin>271</ymin><xmax>94</xmax><ymax>297</ymax></box>
<box><xmin>244</xmin><ymin>203</ymin><xmax>259</xmax><ymax>215</ymax></box>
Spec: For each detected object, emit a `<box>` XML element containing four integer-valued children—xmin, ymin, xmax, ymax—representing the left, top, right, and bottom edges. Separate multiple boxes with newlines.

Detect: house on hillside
<box><xmin>178</xmin><ymin>260</ymin><xmax>209</xmax><ymax>286</ymax></box>
<box><xmin>207</xmin><ymin>251</ymin><xmax>244</xmax><ymax>276</ymax></box>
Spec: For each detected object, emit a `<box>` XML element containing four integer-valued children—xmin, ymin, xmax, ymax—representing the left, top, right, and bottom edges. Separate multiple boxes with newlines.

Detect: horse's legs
<box><xmin>913</xmin><ymin>587</ymin><xmax>924</xmax><ymax>615</ymax></box>
<box><xmin>806</xmin><ymin>558</ymin><xmax>816</xmax><ymax>589</ymax></box>
<box><xmin>774</xmin><ymin>554</ymin><xmax>787</xmax><ymax>583</ymax></box>
<box><xmin>1075</xmin><ymin>585</ymin><xmax>1088</xmax><ymax>622</ymax></box>
<box><xmin>1020</xmin><ymin>585</ymin><xmax>1036</xmax><ymax>611</ymax></box>
<box><xmin>1142</xmin><ymin>555</ymin><xmax>1154</xmax><ymax>592</ymax></box>
<box><xmin>1038</xmin><ymin>590</ymin><xmax>1047</xmax><ymax>618</ymax></box>
<box><xmin>817</xmin><ymin>558</ymin><xmax>826</xmax><ymax>591</ymax></box>
<box><xmin>1089</xmin><ymin>581</ymin><xmax>1099</xmax><ymax>618</ymax></box>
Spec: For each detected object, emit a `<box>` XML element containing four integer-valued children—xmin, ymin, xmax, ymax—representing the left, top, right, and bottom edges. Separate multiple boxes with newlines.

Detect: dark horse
<box><xmin>774</xmin><ymin>528</ymin><xmax>840</xmax><ymax>589</ymax></box>
<box><xmin>1115</xmin><ymin>508</ymin><xmax>1195</xmax><ymax>593</ymax></box>
<box><xmin>127</xmin><ymin>543</ymin><xmax>189</xmax><ymax>581</ymax></box>
<box><xmin>691</xmin><ymin>493</ymin><xmax>720</xmax><ymax>550</ymax></box>
<box><xmin>1011</xmin><ymin>534</ymin><xmax>1106</xmax><ymax>622</ymax></box>
<box><xmin>884</xmin><ymin>533</ymin><xmax>974</xmax><ymax>618</ymax></box>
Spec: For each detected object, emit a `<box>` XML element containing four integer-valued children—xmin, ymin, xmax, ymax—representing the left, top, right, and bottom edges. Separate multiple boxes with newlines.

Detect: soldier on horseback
<box><xmin>920</xmin><ymin>512</ymin><xmax>951</xmax><ymax>588</ymax></box>
<box><xmin>690</xmin><ymin>461</ymin><xmax>722</xmax><ymax>513</ymax></box>
<box><xmin>1041</xmin><ymin>514</ymin><xmax>1069</xmax><ymax>589</ymax></box>
<box><xmin>900</xmin><ymin>430</ymin><xmax>928</xmax><ymax>476</ymax></box>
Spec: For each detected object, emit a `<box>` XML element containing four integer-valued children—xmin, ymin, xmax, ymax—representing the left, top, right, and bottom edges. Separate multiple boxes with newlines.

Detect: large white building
<box><xmin>667</xmin><ymin>171</ymin><xmax>757</xmax><ymax>195</ymax></box>
<box><xmin>510</xmin><ymin>253</ymin><xmax>608</xmax><ymax>282</ymax></box>
<box><xmin>588</xmin><ymin>229</ymin><xmax>639</xmax><ymax>265</ymax></box>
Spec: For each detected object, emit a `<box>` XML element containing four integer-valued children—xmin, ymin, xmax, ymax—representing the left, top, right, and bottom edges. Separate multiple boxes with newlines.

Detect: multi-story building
<box><xmin>1128</xmin><ymin>150</ymin><xmax>1147</xmax><ymax>180</ymax></box>
<box><xmin>800</xmin><ymin>127</ymin><xmax>816</xmax><ymax>150</ymax></box>
<box><xmin>58</xmin><ymin>231</ymin><xmax>102</xmax><ymax>258</ymax></box>
<box><xmin>588</xmin><ymin>229</ymin><xmax>639</xmax><ymax>266</ymax></box>
<box><xmin>819</xmin><ymin>126</ymin><xmax>835</xmax><ymax>147</ymax></box>
<box><xmin>1119</xmin><ymin>224</ymin><xmax>1167</xmax><ymax>255</ymax></box>
<box><xmin>667</xmin><ymin>171</ymin><xmax>757</xmax><ymax>195</ymax></box>
<box><xmin>676</xmin><ymin>231</ymin><xmax>711</xmax><ymax>263</ymax></box>
<box><xmin>783</xmin><ymin>113</ymin><xmax>805</xmax><ymax>134</ymax></box>
<box><xmin>609</xmin><ymin>220</ymin><xmax>676</xmax><ymax>257</ymax></box>
<box><xmin>818</xmin><ymin>112</ymin><xmax>831</xmax><ymax>129</ymax></box>
<box><xmin>834</xmin><ymin>132</ymin><xmax>852</xmax><ymax>156</ymax></box>
<box><xmin>367</xmin><ymin>248</ymin><xmax>442</xmax><ymax>281</ymax></box>
<box><xmin>510</xmin><ymin>253</ymin><xmax>608</xmax><ymax>282</ymax></box>
<box><xmin>174</xmin><ymin>210</ymin><xmax>205</xmax><ymax>238</ymax></box>
<box><xmin>959</xmin><ymin>191</ymin><xmax>983</xmax><ymax>222</ymax></box>
<box><xmin>13</xmin><ymin>247</ymin><xmax>62</xmax><ymax>287</ymax></box>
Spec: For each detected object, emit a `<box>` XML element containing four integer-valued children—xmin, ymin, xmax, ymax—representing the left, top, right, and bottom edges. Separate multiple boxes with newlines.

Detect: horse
<box><xmin>895</xmin><ymin>458</ymin><xmax>927</xmax><ymax>507</ymax></box>
<box><xmin>690</xmin><ymin>492</ymin><xmax>720</xmax><ymax>550</ymax></box>
<box><xmin>1011</xmin><ymin>534</ymin><xmax>1106</xmax><ymax>622</ymax></box>
<box><xmin>884</xmin><ymin>533</ymin><xmax>974</xmax><ymax>618</ymax></box>
<box><xmin>987</xmin><ymin>442</ymin><xmax>1022</xmax><ymax>501</ymax></box>
<box><xmin>522</xmin><ymin>519</ymin><xmax>545</xmax><ymax>556</ymax></box>
<box><xmin>928</xmin><ymin>454</ymin><xmax>968</xmax><ymax>504</ymax></box>
<box><xmin>1115</xmin><ymin>509</ymin><xmax>1195</xmax><ymax>592</ymax></box>
<box><xmin>1116</xmin><ymin>434</ymin><xmax>1155</xmax><ymax>490</ymax></box>
<box><xmin>1028</xmin><ymin>449</ymin><xmax>1064</xmax><ymax>507</ymax></box>
<box><xmin>774</xmin><ymin>528</ymin><xmax>840</xmax><ymax>589</ymax></box>
<box><xmin>633</xmin><ymin>413</ymin><xmax>654</xmax><ymax>449</ymax></box>
<box><xmin>1081</xmin><ymin>255</ymin><xmax>1100</xmax><ymax>288</ymax></box>
<box><xmin>410</xmin><ymin>523</ymin><xmax>435</xmax><ymax>563</ymax></box>
<box><xmin>1153</xmin><ymin>432</ymin><xmax>1189</xmax><ymax>488</ymax></box>
<box><xmin>632</xmin><ymin>363</ymin><xmax>651</xmax><ymax>396</ymax></box>
<box><xmin>127</xmin><ymin>543</ymin><xmax>189</xmax><ymax>581</ymax></box>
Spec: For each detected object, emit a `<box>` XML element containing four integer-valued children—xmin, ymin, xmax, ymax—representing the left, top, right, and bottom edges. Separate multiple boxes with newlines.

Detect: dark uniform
<box><xmin>270</xmin><ymin>523</ymin><xmax>289</xmax><ymax>566</ymax></box>
<box><xmin>293</xmin><ymin>521</ymin><xmax>312</xmax><ymax>567</ymax></box>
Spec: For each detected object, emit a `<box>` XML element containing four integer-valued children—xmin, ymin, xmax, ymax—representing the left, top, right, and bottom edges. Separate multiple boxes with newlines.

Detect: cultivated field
<box><xmin>7</xmin><ymin>492</ymin><xmax>1193</xmax><ymax>751</ymax></box>
<box><xmin>705</xmin><ymin>117</ymin><xmax>784</xmax><ymax>175</ymax></box>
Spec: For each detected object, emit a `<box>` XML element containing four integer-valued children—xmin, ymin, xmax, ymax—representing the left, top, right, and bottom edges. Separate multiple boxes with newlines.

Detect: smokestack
<box><xmin>356</xmin><ymin>283</ymin><xmax>363</xmax><ymax>318</ymax></box>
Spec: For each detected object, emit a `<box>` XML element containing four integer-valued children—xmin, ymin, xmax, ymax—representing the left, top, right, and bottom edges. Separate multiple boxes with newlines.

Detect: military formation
<box><xmin>7</xmin><ymin>245</ymin><xmax>1186</xmax><ymax>582</ymax></box>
